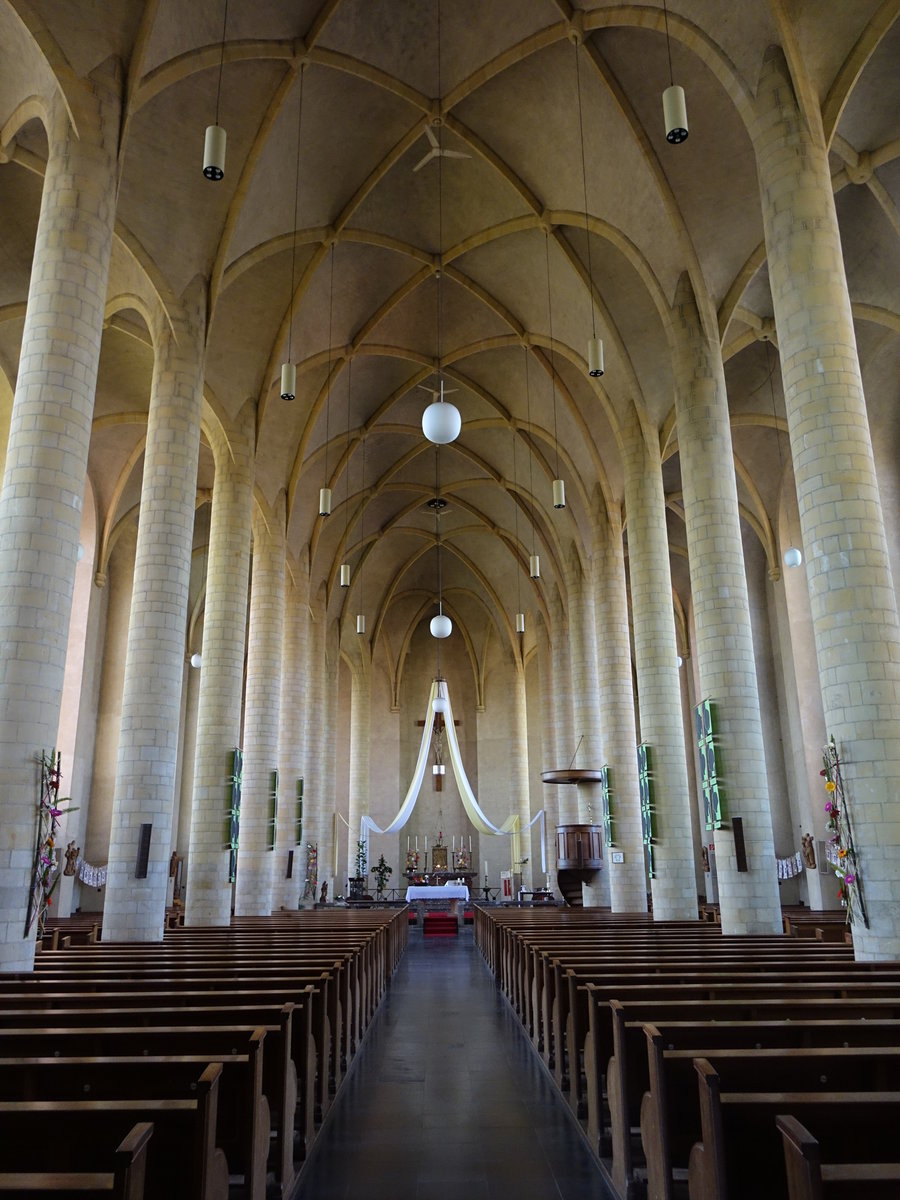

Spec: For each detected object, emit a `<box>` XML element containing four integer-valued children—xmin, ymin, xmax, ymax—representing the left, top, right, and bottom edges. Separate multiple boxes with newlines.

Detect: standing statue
<box><xmin>64</xmin><ymin>840</ymin><xmax>80</xmax><ymax>876</ymax></box>
<box><xmin>319</xmin><ymin>880</ymin><xmax>328</xmax><ymax>904</ymax></box>
<box><xmin>801</xmin><ymin>833</ymin><xmax>817</xmax><ymax>870</ymax></box>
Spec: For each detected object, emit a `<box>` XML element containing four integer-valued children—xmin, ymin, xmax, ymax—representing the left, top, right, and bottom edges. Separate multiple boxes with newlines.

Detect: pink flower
<box><xmin>845</xmin><ymin>873</ymin><xmax>855</xmax><ymax>885</ymax></box>
<box><xmin>825</xmin><ymin>801</ymin><xmax>833</xmax><ymax>812</ymax></box>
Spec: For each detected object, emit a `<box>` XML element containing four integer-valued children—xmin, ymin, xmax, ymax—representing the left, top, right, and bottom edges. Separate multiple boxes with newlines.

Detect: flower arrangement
<box><xmin>821</xmin><ymin>737</ymin><xmax>867</xmax><ymax>927</ymax></box>
<box><xmin>371</xmin><ymin>854</ymin><xmax>393</xmax><ymax>897</ymax></box>
<box><xmin>26</xmin><ymin>750</ymin><xmax>78</xmax><ymax>937</ymax></box>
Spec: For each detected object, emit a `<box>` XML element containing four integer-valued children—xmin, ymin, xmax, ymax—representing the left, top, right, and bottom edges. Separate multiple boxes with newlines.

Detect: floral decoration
<box><xmin>820</xmin><ymin>736</ymin><xmax>867</xmax><ymax>928</ymax></box>
<box><xmin>26</xmin><ymin>750</ymin><xmax>78</xmax><ymax>938</ymax></box>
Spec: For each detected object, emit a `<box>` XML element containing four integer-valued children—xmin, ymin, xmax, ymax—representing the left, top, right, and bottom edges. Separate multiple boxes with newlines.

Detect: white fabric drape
<box><xmin>358</xmin><ymin>679</ymin><xmax>545</xmax><ymax>870</ymax></box>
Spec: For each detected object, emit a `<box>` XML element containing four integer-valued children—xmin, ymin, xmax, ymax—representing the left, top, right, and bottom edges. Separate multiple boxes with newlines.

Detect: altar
<box><xmin>405</xmin><ymin>882</ymin><xmax>470</xmax><ymax>926</ymax></box>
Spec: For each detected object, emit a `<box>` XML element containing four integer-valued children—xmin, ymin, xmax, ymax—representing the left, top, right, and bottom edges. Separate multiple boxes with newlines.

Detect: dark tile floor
<box><xmin>292</xmin><ymin>926</ymin><xmax>614</xmax><ymax>1200</ymax></box>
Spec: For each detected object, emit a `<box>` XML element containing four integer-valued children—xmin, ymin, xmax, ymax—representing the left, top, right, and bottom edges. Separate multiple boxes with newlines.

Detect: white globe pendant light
<box><xmin>783</xmin><ymin>546</ymin><xmax>803</xmax><ymax>568</ymax></box>
<box><xmin>431</xmin><ymin>611</ymin><xmax>452</xmax><ymax>639</ymax></box>
<box><xmin>422</xmin><ymin>395</ymin><xmax>461</xmax><ymax>444</ymax></box>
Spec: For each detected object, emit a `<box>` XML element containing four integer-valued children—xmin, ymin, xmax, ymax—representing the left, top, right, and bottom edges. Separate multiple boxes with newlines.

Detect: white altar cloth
<box><xmin>406</xmin><ymin>885</ymin><xmax>470</xmax><ymax>902</ymax></box>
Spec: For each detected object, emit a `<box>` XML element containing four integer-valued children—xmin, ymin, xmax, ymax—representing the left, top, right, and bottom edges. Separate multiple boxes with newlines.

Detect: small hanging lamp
<box><xmin>202</xmin><ymin>0</ymin><xmax>229</xmax><ymax>179</ymax></box>
<box><xmin>662</xmin><ymin>1</ymin><xmax>688</xmax><ymax>143</ymax></box>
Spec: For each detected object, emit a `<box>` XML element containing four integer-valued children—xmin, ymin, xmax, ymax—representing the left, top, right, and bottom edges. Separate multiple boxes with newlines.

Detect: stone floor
<box><xmin>292</xmin><ymin>924</ymin><xmax>614</xmax><ymax>1200</ymax></box>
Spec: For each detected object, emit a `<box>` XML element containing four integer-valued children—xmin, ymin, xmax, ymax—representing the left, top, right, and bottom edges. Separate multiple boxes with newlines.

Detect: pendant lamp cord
<box><xmin>287</xmin><ymin>66</ymin><xmax>305</xmax><ymax>365</ymax></box>
<box><xmin>524</xmin><ymin>346</ymin><xmax>537</xmax><ymax>558</ymax></box>
<box><xmin>324</xmin><ymin>241</ymin><xmax>335</xmax><ymax>489</ymax></box>
<box><xmin>545</xmin><ymin>231</ymin><xmax>561</xmax><ymax>480</ymax></box>
<box><xmin>662</xmin><ymin>0</ymin><xmax>674</xmax><ymax>87</ymax></box>
<box><xmin>214</xmin><ymin>0</ymin><xmax>229</xmax><ymax>125</ymax></box>
<box><xmin>574</xmin><ymin>42</ymin><xmax>597</xmax><ymax>342</ymax></box>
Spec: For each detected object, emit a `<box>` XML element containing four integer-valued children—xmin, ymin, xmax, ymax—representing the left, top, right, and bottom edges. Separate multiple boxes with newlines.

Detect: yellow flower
<box><xmin>825</xmin><ymin>781</ymin><xmax>836</xmax><ymax>792</ymax></box>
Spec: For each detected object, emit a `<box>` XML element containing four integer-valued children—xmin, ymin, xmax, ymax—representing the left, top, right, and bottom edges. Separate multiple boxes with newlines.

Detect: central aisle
<box><xmin>294</xmin><ymin>923</ymin><xmax>614</xmax><ymax>1200</ymax></box>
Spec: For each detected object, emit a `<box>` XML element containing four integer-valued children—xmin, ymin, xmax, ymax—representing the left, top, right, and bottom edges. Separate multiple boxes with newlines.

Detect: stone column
<box><xmin>320</xmin><ymin>622</ymin><xmax>340</xmax><ymax>895</ymax></box>
<box><xmin>566</xmin><ymin>553</ymin><xmax>610</xmax><ymax>906</ymax></box>
<box><xmin>753</xmin><ymin>46</ymin><xmax>900</xmax><ymax>958</ymax></box>
<box><xmin>274</xmin><ymin>556</ymin><xmax>310</xmax><ymax>911</ymax></box>
<box><xmin>103</xmin><ymin>285</ymin><xmax>206</xmax><ymax>942</ymax></box>
<box><xmin>536</xmin><ymin>616</ymin><xmax>561</xmax><ymax>895</ymax></box>
<box><xmin>184</xmin><ymin>407</ymin><xmax>254</xmax><ymax>925</ymax></box>
<box><xmin>347</xmin><ymin>657</ymin><xmax>372</xmax><ymax>881</ymax></box>
<box><xmin>595</xmin><ymin>513</ymin><xmax>648</xmax><ymax>912</ymax></box>
<box><xmin>670</xmin><ymin>272</ymin><xmax>781</xmax><ymax>935</ymax></box>
<box><xmin>234</xmin><ymin>494</ymin><xmax>286</xmax><ymax>916</ymax></box>
<box><xmin>0</xmin><ymin>70</ymin><xmax>121</xmax><ymax>970</ymax></box>
<box><xmin>510</xmin><ymin>665</ymin><xmax>533</xmax><ymax>890</ymax></box>
<box><xmin>622</xmin><ymin>420</ymin><xmax>698</xmax><ymax>918</ymax></box>
<box><xmin>304</xmin><ymin>591</ymin><xmax>330</xmax><ymax>900</ymax></box>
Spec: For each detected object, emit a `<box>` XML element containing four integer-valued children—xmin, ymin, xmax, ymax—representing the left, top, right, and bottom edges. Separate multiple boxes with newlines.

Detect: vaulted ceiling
<box><xmin>0</xmin><ymin>0</ymin><xmax>897</xmax><ymax>674</ymax></box>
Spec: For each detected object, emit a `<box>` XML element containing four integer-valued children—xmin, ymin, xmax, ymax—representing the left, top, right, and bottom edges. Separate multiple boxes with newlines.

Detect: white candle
<box><xmin>416</xmin><ymin>837</ymin><xmax>418</xmax><ymax>851</ymax></box>
<box><xmin>425</xmin><ymin>836</ymin><xmax>428</xmax><ymax>853</ymax></box>
<box><xmin>469</xmin><ymin>836</ymin><xmax>472</xmax><ymax>853</ymax></box>
<box><xmin>484</xmin><ymin>860</ymin><xmax>488</xmax><ymax>876</ymax></box>
<box><xmin>452</xmin><ymin>836</ymin><xmax>455</xmax><ymax>851</ymax></box>
<box><xmin>407</xmin><ymin>836</ymin><xmax>410</xmax><ymax>852</ymax></box>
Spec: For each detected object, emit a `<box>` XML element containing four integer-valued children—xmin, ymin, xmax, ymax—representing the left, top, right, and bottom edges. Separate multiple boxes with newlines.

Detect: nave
<box><xmin>295</xmin><ymin>923</ymin><xmax>611</xmax><ymax>1200</ymax></box>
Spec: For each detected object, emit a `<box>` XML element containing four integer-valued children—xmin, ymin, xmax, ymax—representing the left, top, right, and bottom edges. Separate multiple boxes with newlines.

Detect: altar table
<box><xmin>406</xmin><ymin>884</ymin><xmax>470</xmax><ymax>926</ymax></box>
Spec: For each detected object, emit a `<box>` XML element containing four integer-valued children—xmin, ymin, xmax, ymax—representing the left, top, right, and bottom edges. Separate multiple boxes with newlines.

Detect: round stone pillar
<box><xmin>510</xmin><ymin>666</ymin><xmax>533</xmax><ymax>890</ymax></box>
<box><xmin>274</xmin><ymin>555</ymin><xmax>310</xmax><ymax>911</ymax></box>
<box><xmin>347</xmin><ymin>658</ymin><xmax>372</xmax><ymax>881</ymax></box>
<box><xmin>184</xmin><ymin>406</ymin><xmax>254</xmax><ymax>925</ymax></box>
<box><xmin>234</xmin><ymin>494</ymin><xmax>286</xmax><ymax>916</ymax></box>
<box><xmin>566</xmin><ymin>555</ymin><xmax>610</xmax><ymax>906</ymax></box>
<box><xmin>671</xmin><ymin>272</ymin><xmax>781</xmax><ymax>935</ymax></box>
<box><xmin>103</xmin><ymin>286</ymin><xmax>206</xmax><ymax>942</ymax></box>
<box><xmin>595</xmin><ymin>514</ymin><xmax>648</xmax><ymax>912</ymax></box>
<box><xmin>304</xmin><ymin>592</ymin><xmax>331</xmax><ymax>900</ymax></box>
<box><xmin>0</xmin><ymin>72</ymin><xmax>120</xmax><ymax>970</ymax></box>
<box><xmin>753</xmin><ymin>47</ymin><xmax>900</xmax><ymax>958</ymax></box>
<box><xmin>536</xmin><ymin>615</ymin><xmax>561</xmax><ymax>896</ymax></box>
<box><xmin>622</xmin><ymin>420</ymin><xmax>698</xmax><ymax>919</ymax></box>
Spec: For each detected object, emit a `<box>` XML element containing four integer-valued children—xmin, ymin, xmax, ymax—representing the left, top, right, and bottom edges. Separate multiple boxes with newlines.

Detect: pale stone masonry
<box><xmin>510</xmin><ymin>667</ymin><xmax>533</xmax><ymax>890</ymax></box>
<box><xmin>274</xmin><ymin>558</ymin><xmax>310</xmax><ymax>912</ymax></box>
<box><xmin>234</xmin><ymin>494</ymin><xmax>286</xmax><ymax>916</ymax></box>
<box><xmin>0</xmin><ymin>74</ymin><xmax>120</xmax><ymax>970</ymax></box>
<box><xmin>103</xmin><ymin>285</ymin><xmax>206</xmax><ymax>942</ymax></box>
<box><xmin>622</xmin><ymin>419</ymin><xmax>698</xmax><ymax>919</ymax></box>
<box><xmin>595</xmin><ymin>513</ymin><xmax>649</xmax><ymax>913</ymax></box>
<box><xmin>671</xmin><ymin>273</ymin><xmax>782</xmax><ymax>936</ymax></box>
<box><xmin>753</xmin><ymin>47</ymin><xmax>900</xmax><ymax>958</ymax></box>
<box><xmin>347</xmin><ymin>659</ymin><xmax>371</xmax><ymax>879</ymax></box>
<box><xmin>184</xmin><ymin>407</ymin><xmax>254</xmax><ymax>926</ymax></box>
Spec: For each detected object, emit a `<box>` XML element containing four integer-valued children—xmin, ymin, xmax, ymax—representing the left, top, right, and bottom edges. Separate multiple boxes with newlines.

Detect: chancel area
<box><xmin>1</xmin><ymin>1</ymin><xmax>900</xmax><ymax>1196</ymax></box>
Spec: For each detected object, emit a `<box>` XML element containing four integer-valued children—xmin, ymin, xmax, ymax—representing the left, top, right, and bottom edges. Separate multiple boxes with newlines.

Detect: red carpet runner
<box><xmin>423</xmin><ymin>913</ymin><xmax>458</xmax><ymax>937</ymax></box>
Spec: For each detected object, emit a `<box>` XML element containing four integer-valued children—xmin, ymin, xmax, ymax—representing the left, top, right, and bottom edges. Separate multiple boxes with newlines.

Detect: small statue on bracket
<box><xmin>801</xmin><ymin>833</ymin><xmax>817</xmax><ymax>870</ymax></box>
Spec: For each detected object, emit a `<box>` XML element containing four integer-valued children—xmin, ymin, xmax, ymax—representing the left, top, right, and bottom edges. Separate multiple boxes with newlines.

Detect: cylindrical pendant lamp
<box><xmin>203</xmin><ymin>125</ymin><xmax>226</xmax><ymax>180</ymax></box>
<box><xmin>552</xmin><ymin>479</ymin><xmax>566</xmax><ymax>509</ymax></box>
<box><xmin>529</xmin><ymin>554</ymin><xmax>540</xmax><ymax>579</ymax></box>
<box><xmin>663</xmin><ymin>84</ymin><xmax>688</xmax><ymax>144</ymax></box>
<box><xmin>515</xmin><ymin>612</ymin><xmax>525</xmax><ymax>634</ymax></box>
<box><xmin>319</xmin><ymin>487</ymin><xmax>332</xmax><ymax>517</ymax></box>
<box><xmin>356</xmin><ymin>614</ymin><xmax>366</xmax><ymax>634</ymax></box>
<box><xmin>280</xmin><ymin>361</ymin><xmax>296</xmax><ymax>401</ymax></box>
<box><xmin>340</xmin><ymin>563</ymin><xmax>351</xmax><ymax>587</ymax></box>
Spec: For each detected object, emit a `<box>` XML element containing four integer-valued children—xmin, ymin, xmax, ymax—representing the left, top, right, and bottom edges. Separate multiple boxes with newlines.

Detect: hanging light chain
<box><xmin>574</xmin><ymin>43</ymin><xmax>598</xmax><ymax>344</ymax></box>
<box><xmin>214</xmin><ymin>0</ymin><xmax>229</xmax><ymax>125</ymax></box>
<box><xmin>544</xmin><ymin>231</ymin><xmax>561</xmax><ymax>482</ymax></box>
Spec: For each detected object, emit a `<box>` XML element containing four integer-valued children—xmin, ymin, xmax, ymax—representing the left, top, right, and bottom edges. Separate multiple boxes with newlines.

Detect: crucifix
<box><xmin>417</xmin><ymin>712</ymin><xmax>460</xmax><ymax>790</ymax></box>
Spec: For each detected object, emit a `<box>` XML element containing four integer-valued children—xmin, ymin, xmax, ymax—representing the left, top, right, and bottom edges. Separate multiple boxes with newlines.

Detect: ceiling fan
<box><xmin>413</xmin><ymin>125</ymin><xmax>471</xmax><ymax>172</ymax></box>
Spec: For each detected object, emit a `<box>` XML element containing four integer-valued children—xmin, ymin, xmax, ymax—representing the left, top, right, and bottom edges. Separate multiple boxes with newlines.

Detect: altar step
<box><xmin>423</xmin><ymin>913</ymin><xmax>458</xmax><ymax>938</ymax></box>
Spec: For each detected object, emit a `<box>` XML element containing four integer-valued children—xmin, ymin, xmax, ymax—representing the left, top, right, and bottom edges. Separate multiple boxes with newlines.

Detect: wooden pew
<box><xmin>0</xmin><ymin>999</ymin><xmax>314</xmax><ymax>1172</ymax></box>
<box><xmin>642</xmin><ymin>1044</ymin><xmax>900</xmax><ymax>1200</ymax></box>
<box><xmin>688</xmin><ymin>1058</ymin><xmax>900</xmax><ymax>1200</ymax></box>
<box><xmin>0</xmin><ymin>1036</ymin><xmax>269</xmax><ymax>1200</ymax></box>
<box><xmin>0</xmin><ymin>1120</ymin><xmax>152</xmax><ymax>1200</ymax></box>
<box><xmin>777</xmin><ymin>1113</ymin><xmax>900</xmax><ymax>1199</ymax></box>
<box><xmin>0</xmin><ymin>1063</ymin><xmax>229</xmax><ymax>1200</ymax></box>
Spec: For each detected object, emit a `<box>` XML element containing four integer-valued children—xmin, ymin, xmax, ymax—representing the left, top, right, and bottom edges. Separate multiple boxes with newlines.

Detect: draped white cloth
<box><xmin>359</xmin><ymin>679</ymin><xmax>546</xmax><ymax>870</ymax></box>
